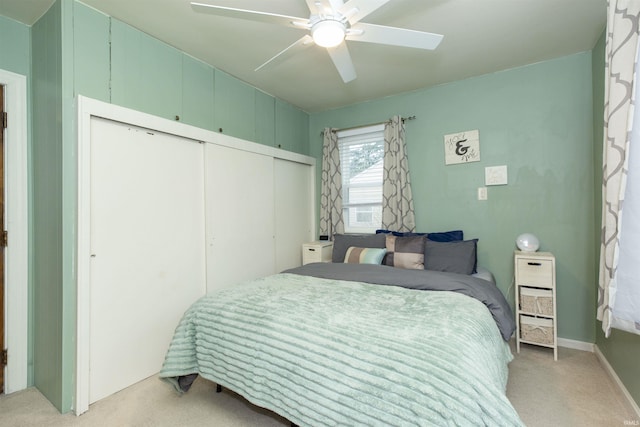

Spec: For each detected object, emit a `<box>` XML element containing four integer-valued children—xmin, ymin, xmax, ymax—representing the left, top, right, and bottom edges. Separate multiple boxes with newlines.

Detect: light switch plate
<box><xmin>485</xmin><ymin>165</ymin><xmax>508</xmax><ymax>186</ymax></box>
<box><xmin>478</xmin><ymin>187</ymin><xmax>487</xmax><ymax>200</ymax></box>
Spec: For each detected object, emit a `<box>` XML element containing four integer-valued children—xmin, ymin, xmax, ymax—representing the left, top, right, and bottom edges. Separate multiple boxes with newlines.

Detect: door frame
<box><xmin>0</xmin><ymin>69</ymin><xmax>28</xmax><ymax>394</ymax></box>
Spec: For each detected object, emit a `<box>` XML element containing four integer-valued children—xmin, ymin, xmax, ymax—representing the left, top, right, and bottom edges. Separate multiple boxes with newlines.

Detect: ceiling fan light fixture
<box><xmin>311</xmin><ymin>19</ymin><xmax>346</xmax><ymax>48</ymax></box>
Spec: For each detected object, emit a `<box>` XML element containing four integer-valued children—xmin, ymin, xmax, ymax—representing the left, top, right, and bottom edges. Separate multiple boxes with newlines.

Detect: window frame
<box><xmin>337</xmin><ymin>124</ymin><xmax>385</xmax><ymax>234</ymax></box>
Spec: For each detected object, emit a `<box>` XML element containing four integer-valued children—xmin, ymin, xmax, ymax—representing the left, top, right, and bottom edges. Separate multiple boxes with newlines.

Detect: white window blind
<box><xmin>338</xmin><ymin>124</ymin><xmax>385</xmax><ymax>233</ymax></box>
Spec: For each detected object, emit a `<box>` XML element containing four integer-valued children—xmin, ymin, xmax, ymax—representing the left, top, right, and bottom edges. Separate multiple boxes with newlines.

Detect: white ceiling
<box><xmin>1</xmin><ymin>0</ymin><xmax>606</xmax><ymax>113</ymax></box>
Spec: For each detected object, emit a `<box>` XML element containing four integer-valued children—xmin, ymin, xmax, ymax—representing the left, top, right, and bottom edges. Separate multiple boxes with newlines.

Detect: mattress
<box><xmin>473</xmin><ymin>266</ymin><xmax>496</xmax><ymax>283</ymax></box>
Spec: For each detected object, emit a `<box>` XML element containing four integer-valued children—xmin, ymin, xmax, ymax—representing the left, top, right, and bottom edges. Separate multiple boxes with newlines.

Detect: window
<box><xmin>338</xmin><ymin>124</ymin><xmax>385</xmax><ymax>233</ymax></box>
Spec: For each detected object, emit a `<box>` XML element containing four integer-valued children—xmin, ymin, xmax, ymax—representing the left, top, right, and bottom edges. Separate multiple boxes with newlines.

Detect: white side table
<box><xmin>302</xmin><ymin>241</ymin><xmax>333</xmax><ymax>265</ymax></box>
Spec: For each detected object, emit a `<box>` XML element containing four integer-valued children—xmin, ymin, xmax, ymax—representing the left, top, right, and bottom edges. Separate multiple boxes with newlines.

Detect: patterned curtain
<box><xmin>381</xmin><ymin>116</ymin><xmax>416</xmax><ymax>232</ymax></box>
<box><xmin>597</xmin><ymin>0</ymin><xmax>640</xmax><ymax>337</ymax></box>
<box><xmin>319</xmin><ymin>128</ymin><xmax>344</xmax><ymax>238</ymax></box>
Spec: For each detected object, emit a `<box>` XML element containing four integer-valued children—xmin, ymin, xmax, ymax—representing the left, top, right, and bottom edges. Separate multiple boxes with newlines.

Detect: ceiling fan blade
<box><xmin>310</xmin><ymin>0</ymin><xmax>342</xmax><ymax>15</ymax></box>
<box><xmin>338</xmin><ymin>0</ymin><xmax>390</xmax><ymax>25</ymax></box>
<box><xmin>304</xmin><ymin>0</ymin><xmax>321</xmax><ymax>15</ymax></box>
<box><xmin>328</xmin><ymin>0</ymin><xmax>346</xmax><ymax>13</ymax></box>
<box><xmin>191</xmin><ymin>2</ymin><xmax>308</xmax><ymax>29</ymax></box>
<box><xmin>255</xmin><ymin>35</ymin><xmax>315</xmax><ymax>72</ymax></box>
<box><xmin>327</xmin><ymin>43</ymin><xmax>357</xmax><ymax>83</ymax></box>
<box><xmin>347</xmin><ymin>23</ymin><xmax>443</xmax><ymax>50</ymax></box>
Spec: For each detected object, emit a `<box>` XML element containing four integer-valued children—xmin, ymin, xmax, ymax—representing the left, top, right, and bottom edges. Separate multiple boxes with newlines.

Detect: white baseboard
<box><xmin>594</xmin><ymin>345</ymin><xmax>640</xmax><ymax>419</ymax></box>
<box><xmin>557</xmin><ymin>337</ymin><xmax>595</xmax><ymax>352</ymax></box>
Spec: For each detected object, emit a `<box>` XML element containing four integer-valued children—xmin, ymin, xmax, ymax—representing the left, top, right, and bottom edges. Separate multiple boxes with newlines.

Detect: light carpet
<box><xmin>0</xmin><ymin>344</ymin><xmax>638</xmax><ymax>426</ymax></box>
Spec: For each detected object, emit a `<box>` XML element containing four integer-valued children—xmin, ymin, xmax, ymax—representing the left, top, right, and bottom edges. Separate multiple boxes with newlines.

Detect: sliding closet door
<box><xmin>205</xmin><ymin>143</ymin><xmax>275</xmax><ymax>292</ymax></box>
<box><xmin>89</xmin><ymin>117</ymin><xmax>206</xmax><ymax>404</ymax></box>
<box><xmin>274</xmin><ymin>159</ymin><xmax>314</xmax><ymax>271</ymax></box>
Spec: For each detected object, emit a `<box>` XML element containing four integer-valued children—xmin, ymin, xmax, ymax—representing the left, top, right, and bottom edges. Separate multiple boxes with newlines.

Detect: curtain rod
<box><xmin>320</xmin><ymin>115</ymin><xmax>416</xmax><ymax>135</ymax></box>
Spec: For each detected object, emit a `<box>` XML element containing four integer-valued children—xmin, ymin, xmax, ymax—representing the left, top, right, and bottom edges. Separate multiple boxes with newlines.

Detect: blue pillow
<box><xmin>376</xmin><ymin>229</ymin><xmax>463</xmax><ymax>242</ymax></box>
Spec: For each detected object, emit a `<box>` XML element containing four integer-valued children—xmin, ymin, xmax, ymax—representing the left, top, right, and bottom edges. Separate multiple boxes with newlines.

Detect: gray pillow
<box><xmin>424</xmin><ymin>239</ymin><xmax>478</xmax><ymax>275</ymax></box>
<box><xmin>332</xmin><ymin>233</ymin><xmax>386</xmax><ymax>263</ymax></box>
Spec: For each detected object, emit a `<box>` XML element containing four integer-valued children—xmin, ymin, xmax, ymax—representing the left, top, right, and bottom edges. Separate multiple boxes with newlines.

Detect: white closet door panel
<box><xmin>205</xmin><ymin>144</ymin><xmax>275</xmax><ymax>292</ymax></box>
<box><xmin>89</xmin><ymin>118</ymin><xmax>206</xmax><ymax>404</ymax></box>
<box><xmin>274</xmin><ymin>159</ymin><xmax>314</xmax><ymax>271</ymax></box>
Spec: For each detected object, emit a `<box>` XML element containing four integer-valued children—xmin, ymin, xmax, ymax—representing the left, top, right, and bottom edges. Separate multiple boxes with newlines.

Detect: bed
<box><xmin>159</xmin><ymin>256</ymin><xmax>524</xmax><ymax>426</ymax></box>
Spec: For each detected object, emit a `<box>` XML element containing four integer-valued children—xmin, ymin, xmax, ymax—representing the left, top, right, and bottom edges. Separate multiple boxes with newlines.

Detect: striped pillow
<box><xmin>344</xmin><ymin>247</ymin><xmax>387</xmax><ymax>265</ymax></box>
<box><xmin>384</xmin><ymin>234</ymin><xmax>426</xmax><ymax>269</ymax></box>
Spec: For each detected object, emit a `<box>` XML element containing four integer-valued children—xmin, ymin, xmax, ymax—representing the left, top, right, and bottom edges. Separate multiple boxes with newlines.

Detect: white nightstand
<box><xmin>514</xmin><ymin>251</ymin><xmax>557</xmax><ymax>360</ymax></box>
<box><xmin>302</xmin><ymin>241</ymin><xmax>333</xmax><ymax>265</ymax></box>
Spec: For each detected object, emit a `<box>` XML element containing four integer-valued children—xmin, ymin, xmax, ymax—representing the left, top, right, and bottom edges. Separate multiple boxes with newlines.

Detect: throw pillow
<box><xmin>424</xmin><ymin>239</ymin><xmax>478</xmax><ymax>275</ymax></box>
<box><xmin>343</xmin><ymin>247</ymin><xmax>387</xmax><ymax>264</ymax></box>
<box><xmin>384</xmin><ymin>234</ymin><xmax>427</xmax><ymax>269</ymax></box>
<box><xmin>332</xmin><ymin>233</ymin><xmax>387</xmax><ymax>263</ymax></box>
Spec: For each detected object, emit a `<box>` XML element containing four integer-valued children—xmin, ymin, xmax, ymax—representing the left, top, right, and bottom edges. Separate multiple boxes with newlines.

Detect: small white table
<box><xmin>302</xmin><ymin>241</ymin><xmax>334</xmax><ymax>265</ymax></box>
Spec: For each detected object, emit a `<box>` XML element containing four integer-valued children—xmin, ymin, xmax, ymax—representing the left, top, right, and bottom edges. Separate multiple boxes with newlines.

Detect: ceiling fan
<box><xmin>191</xmin><ymin>0</ymin><xmax>443</xmax><ymax>83</ymax></box>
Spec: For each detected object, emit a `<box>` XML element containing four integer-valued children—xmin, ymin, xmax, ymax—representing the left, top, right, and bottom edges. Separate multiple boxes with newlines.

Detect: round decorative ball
<box><xmin>516</xmin><ymin>233</ymin><xmax>540</xmax><ymax>252</ymax></box>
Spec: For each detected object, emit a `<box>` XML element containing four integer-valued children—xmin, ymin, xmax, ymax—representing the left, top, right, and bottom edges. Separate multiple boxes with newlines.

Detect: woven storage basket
<box><xmin>520</xmin><ymin>315</ymin><xmax>554</xmax><ymax>345</ymax></box>
<box><xmin>520</xmin><ymin>287</ymin><xmax>553</xmax><ymax>316</ymax></box>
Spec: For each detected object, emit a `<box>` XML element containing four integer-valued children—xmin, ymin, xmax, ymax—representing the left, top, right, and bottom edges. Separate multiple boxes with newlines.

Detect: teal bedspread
<box><xmin>160</xmin><ymin>272</ymin><xmax>523</xmax><ymax>426</ymax></box>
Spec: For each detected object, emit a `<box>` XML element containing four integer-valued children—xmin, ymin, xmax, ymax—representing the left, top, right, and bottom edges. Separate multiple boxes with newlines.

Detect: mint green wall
<box><xmin>111</xmin><ymin>18</ymin><xmax>183</xmax><ymax>120</ymax></box>
<box><xmin>31</xmin><ymin>0</ymin><xmax>65</xmax><ymax>410</ymax></box>
<box><xmin>598</xmin><ymin>328</ymin><xmax>640</xmax><ymax>405</ymax></box>
<box><xmin>31</xmin><ymin>1</ymin><xmax>77</xmax><ymax>412</ymax></box>
<box><xmin>72</xmin><ymin>2</ymin><xmax>308</xmax><ymax>152</ymax></box>
<box><xmin>255</xmin><ymin>90</ymin><xmax>276</xmax><ymax>147</ymax></box>
<box><xmin>593</xmin><ymin>31</ymin><xmax>640</xmax><ymax>407</ymax></box>
<box><xmin>182</xmin><ymin>55</ymin><xmax>215</xmax><ymax>131</ymax></box>
<box><xmin>73</xmin><ymin>1</ymin><xmax>109</xmax><ymax>101</ymax></box>
<box><xmin>276</xmin><ymin>99</ymin><xmax>309</xmax><ymax>153</ymax></box>
<box><xmin>0</xmin><ymin>16</ymin><xmax>30</xmax><ymax>75</ymax></box>
<box><xmin>310</xmin><ymin>52</ymin><xmax>596</xmax><ymax>344</ymax></box>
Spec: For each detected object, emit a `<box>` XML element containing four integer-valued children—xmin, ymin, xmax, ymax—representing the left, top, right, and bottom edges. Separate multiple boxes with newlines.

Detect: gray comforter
<box><xmin>285</xmin><ymin>262</ymin><xmax>516</xmax><ymax>340</ymax></box>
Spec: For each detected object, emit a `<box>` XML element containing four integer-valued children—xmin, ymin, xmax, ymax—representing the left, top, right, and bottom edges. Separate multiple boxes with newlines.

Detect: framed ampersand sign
<box><xmin>443</xmin><ymin>129</ymin><xmax>480</xmax><ymax>165</ymax></box>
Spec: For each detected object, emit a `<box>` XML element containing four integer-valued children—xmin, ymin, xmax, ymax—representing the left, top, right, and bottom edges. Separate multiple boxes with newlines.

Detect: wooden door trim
<box><xmin>0</xmin><ymin>69</ymin><xmax>28</xmax><ymax>394</ymax></box>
